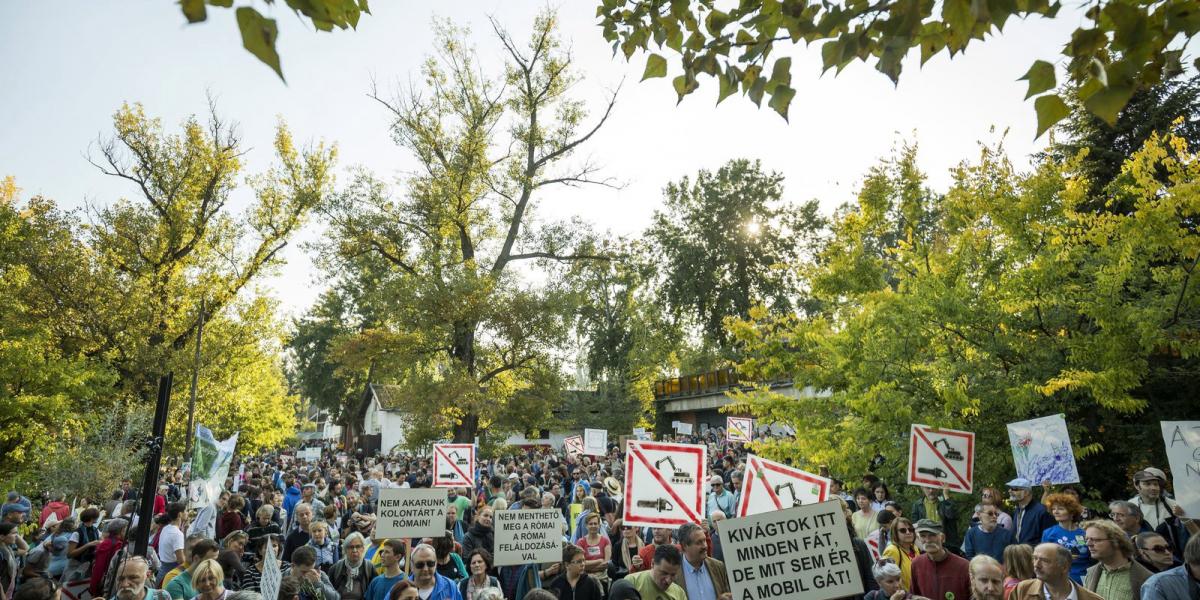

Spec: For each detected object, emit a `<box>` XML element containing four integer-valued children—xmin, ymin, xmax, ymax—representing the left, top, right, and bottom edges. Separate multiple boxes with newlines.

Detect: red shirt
<box><xmin>910</xmin><ymin>552</ymin><xmax>970</xmax><ymax>600</ymax></box>
<box><xmin>576</xmin><ymin>534</ymin><xmax>610</xmax><ymax>561</ymax></box>
<box><xmin>90</xmin><ymin>537</ymin><xmax>125</xmax><ymax>595</ymax></box>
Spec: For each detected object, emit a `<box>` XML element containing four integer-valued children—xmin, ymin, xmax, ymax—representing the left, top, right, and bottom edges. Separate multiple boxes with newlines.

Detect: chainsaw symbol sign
<box><xmin>907</xmin><ymin>424</ymin><xmax>974</xmax><ymax>493</ymax></box>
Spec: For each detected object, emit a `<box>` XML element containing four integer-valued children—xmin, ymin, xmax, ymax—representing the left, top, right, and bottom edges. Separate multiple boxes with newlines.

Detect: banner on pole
<box><xmin>907</xmin><ymin>424</ymin><xmax>974</xmax><ymax>493</ymax></box>
<box><xmin>187</xmin><ymin>425</ymin><xmax>239</xmax><ymax>509</ymax></box>
<box><xmin>493</xmin><ymin>508</ymin><xmax>564</xmax><ymax>567</ymax></box>
<box><xmin>584</xmin><ymin>428</ymin><xmax>608</xmax><ymax>456</ymax></box>
<box><xmin>720</xmin><ymin>500</ymin><xmax>863</xmax><ymax>600</ymax></box>
<box><xmin>737</xmin><ymin>455</ymin><xmax>829</xmax><ymax>517</ymax></box>
<box><xmin>432</xmin><ymin>443</ymin><xmax>476</xmax><ymax>488</ymax></box>
<box><xmin>1161</xmin><ymin>421</ymin><xmax>1200</xmax><ymax>517</ymax></box>
<box><xmin>375</xmin><ymin>488</ymin><xmax>448</xmax><ymax>539</ymax></box>
<box><xmin>622</xmin><ymin>440</ymin><xmax>706</xmax><ymax>528</ymax></box>
<box><xmin>727</xmin><ymin>417</ymin><xmax>753</xmax><ymax>443</ymax></box>
<box><xmin>1007</xmin><ymin>415</ymin><xmax>1080</xmax><ymax>485</ymax></box>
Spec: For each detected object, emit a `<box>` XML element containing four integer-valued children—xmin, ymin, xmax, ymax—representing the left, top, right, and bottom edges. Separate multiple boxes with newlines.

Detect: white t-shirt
<box><xmin>157</xmin><ymin>524</ymin><xmax>185</xmax><ymax>563</ymax></box>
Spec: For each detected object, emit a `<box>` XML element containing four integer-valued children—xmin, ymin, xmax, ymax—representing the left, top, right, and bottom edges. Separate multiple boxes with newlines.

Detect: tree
<box><xmin>316</xmin><ymin>12</ymin><xmax>619</xmax><ymax>444</ymax></box>
<box><xmin>596</xmin><ymin>0</ymin><xmax>1200</xmax><ymax>134</ymax></box>
<box><xmin>649</xmin><ymin>159</ymin><xmax>826</xmax><ymax>350</ymax></box>
<box><xmin>287</xmin><ymin>288</ymin><xmax>370</xmax><ymax>426</ymax></box>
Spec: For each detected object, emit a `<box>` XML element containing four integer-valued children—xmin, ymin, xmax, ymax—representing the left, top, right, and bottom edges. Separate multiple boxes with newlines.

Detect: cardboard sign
<box><xmin>1162</xmin><ymin>421</ymin><xmax>1200</xmax><ymax>516</ymax></box>
<box><xmin>374</xmin><ymin>488</ymin><xmax>447</xmax><ymax>539</ymax></box>
<box><xmin>1008</xmin><ymin>415</ymin><xmax>1080</xmax><ymax>485</ymax></box>
<box><xmin>720</xmin><ymin>500</ymin><xmax>863</xmax><ymax>600</ymax></box>
<box><xmin>633</xmin><ymin>427</ymin><xmax>651</xmax><ymax>441</ymax></box>
<box><xmin>674</xmin><ymin>422</ymin><xmax>694</xmax><ymax>435</ymax></box>
<box><xmin>738</xmin><ymin>454</ymin><xmax>830</xmax><ymax>517</ymax></box>
<box><xmin>493</xmin><ymin>508</ymin><xmax>564</xmax><ymax>567</ymax></box>
<box><xmin>623</xmin><ymin>440</ymin><xmax>707</xmax><ymax>528</ymax></box>
<box><xmin>584</xmin><ymin>428</ymin><xmax>608</xmax><ymax>456</ymax></box>
<box><xmin>564</xmin><ymin>435</ymin><xmax>584</xmax><ymax>456</ymax></box>
<box><xmin>433</xmin><ymin>443</ymin><xmax>476</xmax><ymax>488</ymax></box>
<box><xmin>907</xmin><ymin>424</ymin><xmax>974</xmax><ymax>493</ymax></box>
<box><xmin>300</xmin><ymin>447</ymin><xmax>320</xmax><ymax>462</ymax></box>
<box><xmin>260</xmin><ymin>532</ymin><xmax>282</xmax><ymax>600</ymax></box>
<box><xmin>728</xmin><ymin>417</ymin><xmax>754</xmax><ymax>443</ymax></box>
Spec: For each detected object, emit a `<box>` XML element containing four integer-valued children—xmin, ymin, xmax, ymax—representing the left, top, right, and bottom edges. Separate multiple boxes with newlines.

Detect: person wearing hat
<box><xmin>1128</xmin><ymin>468</ymin><xmax>1179</xmax><ymax>531</ymax></box>
<box><xmin>706</xmin><ymin>476</ymin><xmax>735</xmax><ymax>519</ymax></box>
<box><xmin>1007</xmin><ymin>478</ymin><xmax>1055</xmax><ymax>546</ymax></box>
<box><xmin>910</xmin><ymin>519</ymin><xmax>971</xmax><ymax>600</ymax></box>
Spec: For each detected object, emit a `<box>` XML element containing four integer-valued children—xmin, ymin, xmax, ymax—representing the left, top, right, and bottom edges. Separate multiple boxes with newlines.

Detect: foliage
<box><xmin>178</xmin><ymin>0</ymin><xmax>370</xmax><ymax>80</ymax></box>
<box><xmin>287</xmin><ymin>288</ymin><xmax>370</xmax><ymax>424</ymax></box>
<box><xmin>728</xmin><ymin>129</ymin><xmax>1200</xmax><ymax>503</ymax></box>
<box><xmin>649</xmin><ymin>159</ymin><xmax>826</xmax><ymax>349</ymax></box>
<box><xmin>597</xmin><ymin>0</ymin><xmax>1200</xmax><ymax>133</ymax></box>
<box><xmin>314</xmin><ymin>12</ymin><xmax>619</xmax><ymax>444</ymax></box>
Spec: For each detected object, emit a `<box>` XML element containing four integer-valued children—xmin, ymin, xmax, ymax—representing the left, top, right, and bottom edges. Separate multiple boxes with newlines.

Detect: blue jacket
<box><xmin>407</xmin><ymin>572</ymin><xmax>462</xmax><ymax>600</ymax></box>
<box><xmin>1011</xmin><ymin>500</ymin><xmax>1055</xmax><ymax>546</ymax></box>
<box><xmin>282</xmin><ymin>486</ymin><xmax>303</xmax><ymax>519</ymax></box>
<box><xmin>962</xmin><ymin>525</ymin><xmax>1013</xmax><ymax>562</ymax></box>
<box><xmin>1140</xmin><ymin>564</ymin><xmax>1198</xmax><ymax>600</ymax></box>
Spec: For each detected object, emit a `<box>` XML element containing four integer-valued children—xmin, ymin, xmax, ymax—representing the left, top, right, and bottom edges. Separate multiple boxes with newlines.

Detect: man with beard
<box><xmin>1082</xmin><ymin>520</ymin><xmax>1151</xmax><ymax>600</ymax></box>
<box><xmin>968</xmin><ymin>555</ymin><xmax>1004</xmax><ymax>600</ymax></box>
<box><xmin>910</xmin><ymin>519</ymin><xmax>970</xmax><ymax>600</ymax></box>
<box><xmin>112</xmin><ymin>556</ymin><xmax>172</xmax><ymax>600</ymax></box>
<box><xmin>635</xmin><ymin>528</ymin><xmax>676</xmax><ymax>573</ymax></box>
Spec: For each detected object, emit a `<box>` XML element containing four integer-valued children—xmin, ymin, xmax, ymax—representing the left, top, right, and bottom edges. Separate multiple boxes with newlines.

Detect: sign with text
<box><xmin>720</xmin><ymin>499</ymin><xmax>864</xmax><ymax>600</ymax></box>
<box><xmin>633</xmin><ymin>427</ymin><xmax>651</xmax><ymax>441</ymax></box>
<box><xmin>493</xmin><ymin>508</ymin><xmax>564</xmax><ymax>567</ymax></box>
<box><xmin>564</xmin><ymin>435</ymin><xmax>584</xmax><ymax>456</ymax></box>
<box><xmin>374</xmin><ymin>488</ymin><xmax>447</xmax><ymax>539</ymax></box>
<box><xmin>738</xmin><ymin>455</ymin><xmax>830</xmax><ymax>517</ymax></box>
<box><xmin>674</xmin><ymin>422</ymin><xmax>693</xmax><ymax>435</ymax></box>
<box><xmin>907</xmin><ymin>424</ymin><xmax>974</xmax><ymax>493</ymax></box>
<box><xmin>260</xmin><ymin>532</ymin><xmax>282</xmax><ymax>600</ymax></box>
<box><xmin>623</xmin><ymin>440</ymin><xmax>706</xmax><ymax>528</ymax></box>
<box><xmin>1162</xmin><ymin>421</ymin><xmax>1200</xmax><ymax>516</ymax></box>
<box><xmin>300</xmin><ymin>447</ymin><xmax>320</xmax><ymax>462</ymax></box>
<box><xmin>584</xmin><ymin>428</ymin><xmax>608</xmax><ymax>456</ymax></box>
<box><xmin>433</xmin><ymin>443</ymin><xmax>476</xmax><ymax>488</ymax></box>
<box><xmin>728</xmin><ymin>417</ymin><xmax>754</xmax><ymax>443</ymax></box>
<box><xmin>720</xmin><ymin>500</ymin><xmax>863</xmax><ymax>600</ymax></box>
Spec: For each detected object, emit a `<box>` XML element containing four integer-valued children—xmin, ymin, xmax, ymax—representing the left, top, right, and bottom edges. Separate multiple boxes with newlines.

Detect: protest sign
<box><xmin>728</xmin><ymin>417</ymin><xmax>753</xmax><ymax>443</ymax></box>
<box><xmin>584</xmin><ymin>428</ymin><xmax>608</xmax><ymax>456</ymax></box>
<box><xmin>623</xmin><ymin>440</ymin><xmax>706</xmax><ymax>528</ymax></box>
<box><xmin>433</xmin><ymin>443</ymin><xmax>475</xmax><ymax>488</ymax></box>
<box><xmin>633</xmin><ymin>427</ymin><xmax>651</xmax><ymax>441</ymax></box>
<box><xmin>301</xmin><ymin>447</ymin><xmax>321</xmax><ymax>462</ymax></box>
<box><xmin>674</xmin><ymin>422</ymin><xmax>694</xmax><ymax>435</ymax></box>
<box><xmin>720</xmin><ymin>500</ymin><xmax>863</xmax><ymax>600</ymax></box>
<box><xmin>374</xmin><ymin>488</ymin><xmax>448</xmax><ymax>539</ymax></box>
<box><xmin>187</xmin><ymin>425</ymin><xmax>239</xmax><ymax>509</ymax></box>
<box><xmin>1161</xmin><ymin>421</ymin><xmax>1200</xmax><ymax>516</ymax></box>
<box><xmin>738</xmin><ymin>454</ymin><xmax>829</xmax><ymax>517</ymax></box>
<box><xmin>493</xmin><ymin>508</ymin><xmax>564</xmax><ymax>567</ymax></box>
<box><xmin>260</xmin><ymin>533</ymin><xmax>282</xmax><ymax>600</ymax></box>
<box><xmin>564</xmin><ymin>435</ymin><xmax>584</xmax><ymax>455</ymax></box>
<box><xmin>907</xmin><ymin>424</ymin><xmax>974</xmax><ymax>493</ymax></box>
<box><xmin>1008</xmin><ymin>415</ymin><xmax>1080</xmax><ymax>485</ymax></box>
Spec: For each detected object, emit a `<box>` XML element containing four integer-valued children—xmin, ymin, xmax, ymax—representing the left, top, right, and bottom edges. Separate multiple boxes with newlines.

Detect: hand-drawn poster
<box><xmin>1007</xmin><ymin>415</ymin><xmax>1080</xmax><ymax>485</ymax></box>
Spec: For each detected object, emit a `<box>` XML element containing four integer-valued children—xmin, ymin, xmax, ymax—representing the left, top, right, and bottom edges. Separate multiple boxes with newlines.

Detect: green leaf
<box><xmin>180</xmin><ymin>0</ymin><xmax>207</xmax><ymax>23</ymax></box>
<box><xmin>642</xmin><ymin>53</ymin><xmax>668</xmax><ymax>80</ymax></box>
<box><xmin>1083</xmin><ymin>83</ymin><xmax>1135</xmax><ymax>125</ymax></box>
<box><xmin>705</xmin><ymin>9</ymin><xmax>731</xmax><ymax>36</ymax></box>
<box><xmin>768</xmin><ymin>84</ymin><xmax>796</xmax><ymax>120</ymax></box>
<box><xmin>206</xmin><ymin>0</ymin><xmax>234</xmax><ymax>7</ymax></box>
<box><xmin>1019</xmin><ymin>60</ymin><xmax>1056</xmax><ymax>100</ymax></box>
<box><xmin>236</xmin><ymin>7</ymin><xmax>285</xmax><ymax>81</ymax></box>
<box><xmin>717</xmin><ymin>69</ymin><xmax>738</xmax><ymax>104</ymax></box>
<box><xmin>1033</xmin><ymin>93</ymin><xmax>1069</xmax><ymax>138</ymax></box>
<box><xmin>1066</xmin><ymin>28</ymin><xmax>1107</xmax><ymax>58</ymax></box>
<box><xmin>941</xmin><ymin>0</ymin><xmax>973</xmax><ymax>38</ymax></box>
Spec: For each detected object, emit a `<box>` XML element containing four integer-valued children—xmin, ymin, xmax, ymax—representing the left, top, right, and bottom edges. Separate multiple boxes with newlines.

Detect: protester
<box><xmin>672</xmin><ymin>522</ymin><xmax>730</xmax><ymax>600</ymax></box>
<box><xmin>239</xmin><ymin>535</ymin><xmax>286</xmax><ymax>593</ymax></box>
<box><xmin>544</xmin><ymin>545</ymin><xmax>602</xmax><ymax>600</ymax></box>
<box><xmin>624</xmin><ymin>545</ymin><xmax>686</xmax><ymax>600</ymax></box>
<box><xmin>1039</xmin><ymin>493</ymin><xmax>1092</xmax><ymax>583</ymax></box>
<box><xmin>287</xmin><ymin>546</ymin><xmax>339</xmax><ymax>600</ymax></box>
<box><xmin>405</xmin><ymin>544</ymin><xmax>460</xmax><ymax>600</ymax></box>
<box><xmin>610</xmin><ymin>521</ymin><xmax>644</xmax><ymax>578</ymax></box>
<box><xmin>1002</xmin><ymin>540</ymin><xmax>1034</xmax><ymax>600</ymax></box>
<box><xmin>192</xmin><ymin>558</ymin><xmax>229</xmax><ymax>600</ymax></box>
<box><xmin>363</xmin><ymin>540</ymin><xmax>405</xmax><ymax>600</ymax></box>
<box><xmin>1080</xmin><ymin>519</ymin><xmax>1151</xmax><ymax>600</ymax></box>
<box><xmin>306</xmin><ymin>522</ymin><xmax>338</xmax><ymax>573</ymax></box>
<box><xmin>282</xmin><ymin>504</ymin><xmax>314</xmax><ymax>563</ymax></box>
<box><xmin>112</xmin><ymin>555</ymin><xmax>172</xmax><ymax>600</ymax></box>
<box><xmin>979</xmin><ymin>488</ymin><xmax>1013</xmax><ymax>530</ymax></box>
<box><xmin>968</xmin><ymin>555</ymin><xmax>1005</xmax><ymax>600</ymax></box>
<box><xmin>910</xmin><ymin>486</ymin><xmax>960</xmax><ymax>549</ymax></box>
<box><xmin>1012</xmin><ymin>544</ymin><xmax>1102</xmax><ymax>600</ymax></box>
<box><xmin>863</xmin><ymin>559</ymin><xmax>907</xmax><ymax>600</ymax></box>
<box><xmin>457</xmin><ymin>550</ymin><xmax>499</xmax><ymax>600</ymax></box>
<box><xmin>460</xmin><ymin>508</ymin><xmax>493</xmax><ymax>561</ymax></box>
<box><xmin>852</xmin><ymin>488</ymin><xmax>880</xmax><ymax>540</ymax></box>
<box><xmin>1007</xmin><ymin>479</ymin><xmax>1054</xmax><ymax>546</ymax></box>
<box><xmin>1134</xmin><ymin>532</ymin><xmax>1180</xmax><ymax>573</ymax></box>
<box><xmin>91</xmin><ymin>519</ymin><xmax>129</xmax><ymax>596</ymax></box>
<box><xmin>158</xmin><ymin>504</ymin><xmax>188</xmax><ymax>584</ymax></box>
<box><xmin>634</xmin><ymin>528</ymin><xmax>673</xmax><ymax>575</ymax></box>
<box><xmin>882</xmin><ymin>517</ymin><xmax>921</xmax><ymax>591</ymax></box>
<box><xmin>1128</xmin><ymin>468</ymin><xmax>1178</xmax><ymax>531</ymax></box>
<box><xmin>575</xmin><ymin>513</ymin><xmax>610</xmax><ymax>585</ymax></box>
<box><xmin>166</xmin><ymin>539</ymin><xmax>222</xmax><ymax>600</ymax></box>
<box><xmin>963</xmin><ymin>502</ymin><xmax>1013</xmax><ymax>562</ymax></box>
<box><xmin>1141</xmin><ymin>534</ymin><xmax>1200</xmax><ymax>600</ymax></box>
<box><xmin>909</xmin><ymin>519</ymin><xmax>970</xmax><ymax>600</ymax></box>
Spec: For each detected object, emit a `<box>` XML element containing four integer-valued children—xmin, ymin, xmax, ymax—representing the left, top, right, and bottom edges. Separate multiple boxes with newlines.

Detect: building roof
<box><xmin>370</xmin><ymin>384</ymin><xmax>411</xmax><ymax>412</ymax></box>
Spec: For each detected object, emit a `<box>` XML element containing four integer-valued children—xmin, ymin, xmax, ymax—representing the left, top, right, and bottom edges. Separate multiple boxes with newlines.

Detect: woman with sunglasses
<box><xmin>882</xmin><ymin>517</ymin><xmax>921</xmax><ymax>591</ymax></box>
<box><xmin>545</xmin><ymin>545</ymin><xmax>603</xmax><ymax>600</ymax></box>
<box><xmin>609</xmin><ymin>520</ymin><xmax>644</xmax><ymax>579</ymax></box>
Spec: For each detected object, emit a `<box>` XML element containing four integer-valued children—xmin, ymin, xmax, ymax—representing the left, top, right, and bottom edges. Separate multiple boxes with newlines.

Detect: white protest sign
<box><xmin>374</xmin><ymin>488</ymin><xmax>448</xmax><ymax>539</ymax></box>
<box><xmin>738</xmin><ymin>454</ymin><xmax>830</xmax><ymax>517</ymax></box>
<box><xmin>301</xmin><ymin>447</ymin><xmax>321</xmax><ymax>462</ymax></box>
<box><xmin>907</xmin><ymin>424</ymin><xmax>974</xmax><ymax>493</ymax></box>
<box><xmin>720</xmin><ymin>500</ymin><xmax>863</xmax><ymax>600</ymax></box>
<box><xmin>493</xmin><ymin>508</ymin><xmax>564</xmax><ymax>567</ymax></box>
<box><xmin>260</xmin><ymin>533</ymin><xmax>282</xmax><ymax>600</ymax></box>
<box><xmin>433</xmin><ymin>443</ymin><xmax>476</xmax><ymax>488</ymax></box>
<box><xmin>633</xmin><ymin>427</ymin><xmax>651</xmax><ymax>441</ymax></box>
<box><xmin>584</xmin><ymin>428</ymin><xmax>608</xmax><ymax>456</ymax></box>
<box><xmin>728</xmin><ymin>417</ymin><xmax>754</xmax><ymax>443</ymax></box>
<box><xmin>623</xmin><ymin>440</ymin><xmax>706</xmax><ymax>528</ymax></box>
<box><xmin>1162</xmin><ymin>421</ymin><xmax>1200</xmax><ymax>516</ymax></box>
<box><xmin>564</xmin><ymin>435</ymin><xmax>584</xmax><ymax>456</ymax></box>
<box><xmin>674</xmin><ymin>422</ymin><xmax>694</xmax><ymax>435</ymax></box>
<box><xmin>1008</xmin><ymin>414</ymin><xmax>1080</xmax><ymax>485</ymax></box>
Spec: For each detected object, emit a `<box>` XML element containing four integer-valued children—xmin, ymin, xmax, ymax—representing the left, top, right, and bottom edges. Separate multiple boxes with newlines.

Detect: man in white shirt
<box><xmin>1128</xmin><ymin>468</ymin><xmax>1178</xmax><ymax>531</ymax></box>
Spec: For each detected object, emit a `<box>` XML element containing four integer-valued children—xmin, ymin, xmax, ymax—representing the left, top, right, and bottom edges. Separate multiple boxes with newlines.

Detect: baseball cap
<box><xmin>1005</xmin><ymin>477</ymin><xmax>1032</xmax><ymax>489</ymax></box>
<box><xmin>1133</xmin><ymin>468</ymin><xmax>1167</xmax><ymax>483</ymax></box>
<box><xmin>709</xmin><ymin>476</ymin><xmax>723</xmax><ymax>486</ymax></box>
<box><xmin>913</xmin><ymin>519</ymin><xmax>943</xmax><ymax>534</ymax></box>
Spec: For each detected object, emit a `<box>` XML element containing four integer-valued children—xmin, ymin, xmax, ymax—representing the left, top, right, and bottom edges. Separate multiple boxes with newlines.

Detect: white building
<box><xmin>361</xmin><ymin>384</ymin><xmax>411</xmax><ymax>454</ymax></box>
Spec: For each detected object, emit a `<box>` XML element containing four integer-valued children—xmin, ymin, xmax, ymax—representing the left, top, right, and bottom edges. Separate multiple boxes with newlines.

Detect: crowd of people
<box><xmin>1</xmin><ymin>427</ymin><xmax>1197</xmax><ymax>600</ymax></box>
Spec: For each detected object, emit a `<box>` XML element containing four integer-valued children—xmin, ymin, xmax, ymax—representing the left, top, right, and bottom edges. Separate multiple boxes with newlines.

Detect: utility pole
<box><xmin>134</xmin><ymin>373</ymin><xmax>173</xmax><ymax>557</ymax></box>
<box><xmin>183</xmin><ymin>299</ymin><xmax>206</xmax><ymax>462</ymax></box>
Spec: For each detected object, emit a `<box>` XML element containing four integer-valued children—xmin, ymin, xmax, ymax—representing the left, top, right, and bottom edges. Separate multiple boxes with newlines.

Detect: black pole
<box><xmin>134</xmin><ymin>373</ymin><xmax>173</xmax><ymax>557</ymax></box>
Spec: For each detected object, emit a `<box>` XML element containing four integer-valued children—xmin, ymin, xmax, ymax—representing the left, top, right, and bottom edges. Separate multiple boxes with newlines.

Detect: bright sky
<box><xmin>0</xmin><ymin>1</ymin><xmax>1075</xmax><ymax>319</ymax></box>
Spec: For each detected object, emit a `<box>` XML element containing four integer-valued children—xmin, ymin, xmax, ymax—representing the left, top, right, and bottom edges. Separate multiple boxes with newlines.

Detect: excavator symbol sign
<box><xmin>907</xmin><ymin>424</ymin><xmax>974</xmax><ymax>493</ymax></box>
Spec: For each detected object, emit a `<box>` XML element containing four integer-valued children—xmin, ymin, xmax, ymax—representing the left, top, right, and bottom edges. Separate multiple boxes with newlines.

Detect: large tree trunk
<box><xmin>451</xmin><ymin>320</ymin><xmax>479</xmax><ymax>442</ymax></box>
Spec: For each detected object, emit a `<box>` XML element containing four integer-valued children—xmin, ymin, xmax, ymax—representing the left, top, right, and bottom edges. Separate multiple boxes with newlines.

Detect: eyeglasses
<box><xmin>1142</xmin><ymin>545</ymin><xmax>1171</xmax><ymax>554</ymax></box>
<box><xmin>1109</xmin><ymin>512</ymin><xmax>1130</xmax><ymax>519</ymax></box>
<box><xmin>413</xmin><ymin>561</ymin><xmax>436</xmax><ymax>569</ymax></box>
<box><xmin>1084</xmin><ymin>537</ymin><xmax>1108</xmax><ymax>545</ymax></box>
<box><xmin>895</xmin><ymin>528</ymin><xmax>913</xmax><ymax>533</ymax></box>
